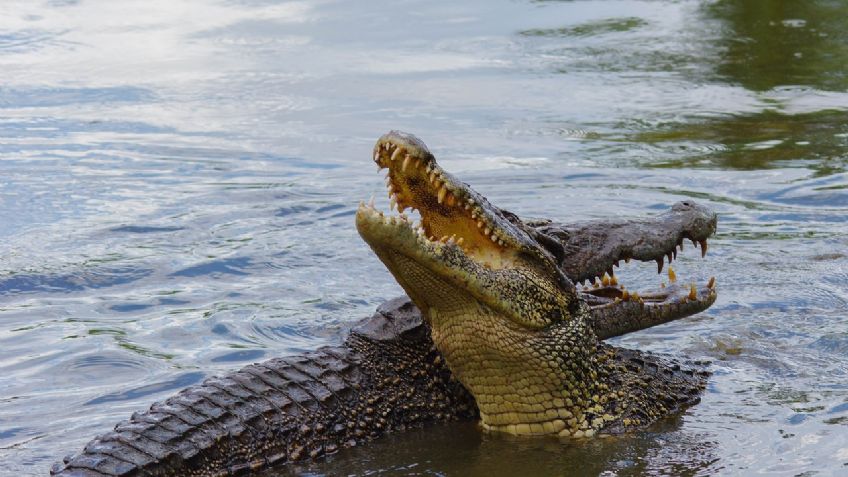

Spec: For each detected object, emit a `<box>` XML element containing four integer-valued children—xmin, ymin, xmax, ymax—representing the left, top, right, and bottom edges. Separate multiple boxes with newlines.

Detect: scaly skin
<box><xmin>51</xmin><ymin>131</ymin><xmax>717</xmax><ymax>476</ymax></box>
<box><xmin>357</xmin><ymin>130</ymin><xmax>716</xmax><ymax>437</ymax></box>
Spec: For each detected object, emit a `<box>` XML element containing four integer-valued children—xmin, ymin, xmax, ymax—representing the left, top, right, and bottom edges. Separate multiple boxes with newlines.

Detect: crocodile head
<box><xmin>356</xmin><ymin>131</ymin><xmax>716</xmax><ymax>436</ymax></box>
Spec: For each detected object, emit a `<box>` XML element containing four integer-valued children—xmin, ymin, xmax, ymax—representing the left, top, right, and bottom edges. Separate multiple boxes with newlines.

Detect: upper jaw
<box><xmin>371</xmin><ymin>130</ymin><xmax>541</xmax><ymax>268</ymax></box>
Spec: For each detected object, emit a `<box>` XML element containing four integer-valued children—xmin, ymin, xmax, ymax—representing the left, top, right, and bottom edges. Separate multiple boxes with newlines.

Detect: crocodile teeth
<box><xmin>437</xmin><ymin>187</ymin><xmax>447</xmax><ymax>204</ymax></box>
<box><xmin>368</xmin><ymin>195</ymin><xmax>375</xmax><ymax>208</ymax></box>
<box><xmin>457</xmin><ymin>237</ymin><xmax>464</xmax><ymax>246</ymax></box>
<box><xmin>708</xmin><ymin>276</ymin><xmax>716</xmax><ymax>289</ymax></box>
<box><xmin>477</xmin><ymin>220</ymin><xmax>484</xmax><ymax>229</ymax></box>
<box><xmin>389</xmin><ymin>196</ymin><xmax>397</xmax><ymax>211</ymax></box>
<box><xmin>688</xmin><ymin>283</ymin><xmax>697</xmax><ymax>301</ymax></box>
<box><xmin>699</xmin><ymin>239</ymin><xmax>708</xmax><ymax>257</ymax></box>
<box><xmin>656</xmin><ymin>258</ymin><xmax>664</xmax><ymax>274</ymax></box>
<box><xmin>391</xmin><ymin>147</ymin><xmax>403</xmax><ymax>161</ymax></box>
<box><xmin>668</xmin><ymin>266</ymin><xmax>676</xmax><ymax>283</ymax></box>
<box><xmin>402</xmin><ymin>155</ymin><xmax>411</xmax><ymax>172</ymax></box>
<box><xmin>446</xmin><ymin>193</ymin><xmax>455</xmax><ymax>207</ymax></box>
<box><xmin>484</xmin><ymin>226</ymin><xmax>491</xmax><ymax>236</ymax></box>
<box><xmin>373</xmin><ymin>151</ymin><xmax>380</xmax><ymax>162</ymax></box>
<box><xmin>490</xmin><ymin>233</ymin><xmax>498</xmax><ymax>242</ymax></box>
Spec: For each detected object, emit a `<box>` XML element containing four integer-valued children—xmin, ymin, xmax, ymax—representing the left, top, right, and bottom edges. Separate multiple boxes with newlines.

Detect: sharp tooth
<box><xmin>610</xmin><ymin>275</ymin><xmax>618</xmax><ymax>286</ymax></box>
<box><xmin>385</xmin><ymin>176</ymin><xmax>392</xmax><ymax>186</ymax></box>
<box><xmin>383</xmin><ymin>143</ymin><xmax>390</xmax><ymax>150</ymax></box>
<box><xmin>688</xmin><ymin>283</ymin><xmax>697</xmax><ymax>301</ymax></box>
<box><xmin>656</xmin><ymin>258</ymin><xmax>664</xmax><ymax>274</ymax></box>
<box><xmin>498</xmin><ymin>239</ymin><xmax>505</xmax><ymax>246</ymax></box>
<box><xmin>457</xmin><ymin>237</ymin><xmax>464</xmax><ymax>246</ymax></box>
<box><xmin>391</xmin><ymin>147</ymin><xmax>403</xmax><ymax>161</ymax></box>
<box><xmin>621</xmin><ymin>289</ymin><xmax>630</xmax><ymax>301</ymax></box>
<box><xmin>668</xmin><ymin>266</ymin><xmax>677</xmax><ymax>283</ymax></box>
<box><xmin>446</xmin><ymin>193</ymin><xmax>456</xmax><ymax>207</ymax></box>
<box><xmin>601</xmin><ymin>273</ymin><xmax>610</xmax><ymax>287</ymax></box>
<box><xmin>484</xmin><ymin>227</ymin><xmax>490</xmax><ymax>235</ymax></box>
<box><xmin>429</xmin><ymin>171</ymin><xmax>437</xmax><ymax>183</ymax></box>
<box><xmin>440</xmin><ymin>235</ymin><xmax>448</xmax><ymax>243</ymax></box>
<box><xmin>667</xmin><ymin>251</ymin><xmax>673</xmax><ymax>264</ymax></box>
<box><xmin>477</xmin><ymin>220</ymin><xmax>484</xmax><ymax>229</ymax></box>
<box><xmin>369</xmin><ymin>195</ymin><xmax>375</xmax><ymax>208</ymax></box>
<box><xmin>415</xmin><ymin>158</ymin><xmax>422</xmax><ymax>169</ymax></box>
<box><xmin>708</xmin><ymin>276</ymin><xmax>716</xmax><ymax>289</ymax></box>
<box><xmin>402</xmin><ymin>155</ymin><xmax>411</xmax><ymax>172</ymax></box>
<box><xmin>390</xmin><ymin>196</ymin><xmax>397</xmax><ymax>211</ymax></box>
<box><xmin>471</xmin><ymin>211</ymin><xmax>477</xmax><ymax>219</ymax></box>
<box><xmin>437</xmin><ymin>187</ymin><xmax>447</xmax><ymax>204</ymax></box>
<box><xmin>699</xmin><ymin>239</ymin><xmax>708</xmax><ymax>257</ymax></box>
<box><xmin>490</xmin><ymin>233</ymin><xmax>498</xmax><ymax>242</ymax></box>
<box><xmin>373</xmin><ymin>151</ymin><xmax>380</xmax><ymax>162</ymax></box>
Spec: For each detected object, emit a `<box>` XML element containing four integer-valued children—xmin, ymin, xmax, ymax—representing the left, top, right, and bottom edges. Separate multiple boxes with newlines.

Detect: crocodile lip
<box><xmin>582</xmin><ymin>278</ymin><xmax>717</xmax><ymax>311</ymax></box>
<box><xmin>366</xmin><ymin>131</ymin><xmax>519</xmax><ymax>268</ymax></box>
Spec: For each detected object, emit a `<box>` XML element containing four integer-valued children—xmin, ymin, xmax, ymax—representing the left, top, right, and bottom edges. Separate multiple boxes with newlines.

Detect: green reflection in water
<box><xmin>631</xmin><ymin>109</ymin><xmax>848</xmax><ymax>173</ymax></box>
<box><xmin>703</xmin><ymin>0</ymin><xmax>848</xmax><ymax>91</ymax></box>
<box><xmin>521</xmin><ymin>17</ymin><xmax>648</xmax><ymax>38</ymax></box>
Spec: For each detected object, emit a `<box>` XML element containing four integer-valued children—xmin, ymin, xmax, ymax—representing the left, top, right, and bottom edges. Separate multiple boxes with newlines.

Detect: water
<box><xmin>1</xmin><ymin>0</ymin><xmax>847</xmax><ymax>475</ymax></box>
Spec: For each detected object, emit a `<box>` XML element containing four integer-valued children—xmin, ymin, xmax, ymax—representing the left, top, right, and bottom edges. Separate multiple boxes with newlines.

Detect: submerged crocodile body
<box><xmin>52</xmin><ymin>132</ymin><xmax>717</xmax><ymax>476</ymax></box>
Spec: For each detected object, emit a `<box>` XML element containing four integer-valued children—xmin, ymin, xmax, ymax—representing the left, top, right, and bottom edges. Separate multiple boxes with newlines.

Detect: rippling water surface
<box><xmin>1</xmin><ymin>1</ymin><xmax>847</xmax><ymax>475</ymax></box>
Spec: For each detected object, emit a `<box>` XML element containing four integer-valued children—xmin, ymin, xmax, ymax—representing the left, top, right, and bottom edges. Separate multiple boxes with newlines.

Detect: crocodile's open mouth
<box><xmin>364</xmin><ymin>131</ymin><xmax>526</xmax><ymax>270</ymax></box>
<box><xmin>357</xmin><ymin>130</ymin><xmax>716</xmax><ymax>322</ymax></box>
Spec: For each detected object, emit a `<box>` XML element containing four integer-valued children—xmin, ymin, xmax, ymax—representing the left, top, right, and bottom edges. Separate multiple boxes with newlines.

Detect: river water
<box><xmin>1</xmin><ymin>1</ymin><xmax>847</xmax><ymax>476</ymax></box>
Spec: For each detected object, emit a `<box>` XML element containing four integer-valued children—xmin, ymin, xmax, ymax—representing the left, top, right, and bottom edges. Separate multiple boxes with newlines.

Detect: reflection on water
<box><xmin>1</xmin><ymin>0</ymin><xmax>847</xmax><ymax>476</ymax></box>
<box><xmin>705</xmin><ymin>0</ymin><xmax>848</xmax><ymax>92</ymax></box>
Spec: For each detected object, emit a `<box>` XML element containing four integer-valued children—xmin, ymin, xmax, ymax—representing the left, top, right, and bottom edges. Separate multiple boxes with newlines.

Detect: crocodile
<box><xmin>51</xmin><ymin>131</ymin><xmax>717</xmax><ymax>476</ymax></box>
